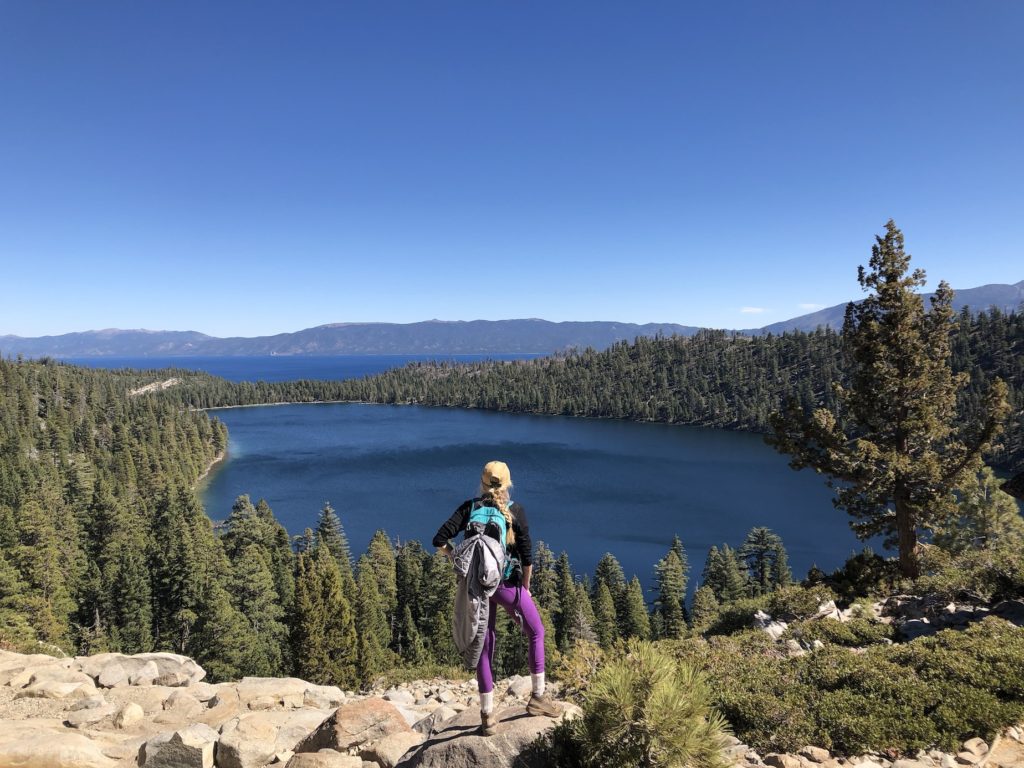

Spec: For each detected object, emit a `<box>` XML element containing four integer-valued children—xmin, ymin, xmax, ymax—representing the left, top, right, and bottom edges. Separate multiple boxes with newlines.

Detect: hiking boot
<box><xmin>526</xmin><ymin>693</ymin><xmax>559</xmax><ymax>717</ymax></box>
<box><xmin>479</xmin><ymin>711</ymin><xmax>497</xmax><ymax>736</ymax></box>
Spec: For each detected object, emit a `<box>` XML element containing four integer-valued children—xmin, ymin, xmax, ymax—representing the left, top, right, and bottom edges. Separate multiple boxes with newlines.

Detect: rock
<box><xmin>785</xmin><ymin>640</ymin><xmax>806</xmax><ymax>658</ymax></box>
<box><xmin>506</xmin><ymin>676</ymin><xmax>533</xmax><ymax>698</ymax></box>
<box><xmin>164</xmin><ymin>689</ymin><xmax>202</xmax><ymax>709</ymax></box>
<box><xmin>992</xmin><ymin>600</ymin><xmax>1024</xmax><ymax>626</ymax></box>
<box><xmin>362</xmin><ymin>731</ymin><xmax>425</xmax><ymax>768</ymax></box>
<box><xmin>765</xmin><ymin>755</ymin><xmax>804</xmax><ymax>768</ymax></box>
<box><xmin>70</xmin><ymin>694</ymin><xmax>108</xmax><ymax>711</ymax></box>
<box><xmin>134</xmin><ymin>652</ymin><xmax>207</xmax><ymax>686</ymax></box>
<box><xmin>940</xmin><ymin>755</ymin><xmax>957</xmax><ymax>768</ymax></box>
<box><xmin>0</xmin><ymin>723</ymin><xmax>117</xmax><ymax>768</ymax></box>
<box><xmin>413</xmin><ymin>706</ymin><xmax>458</xmax><ymax>736</ymax></box>
<box><xmin>15</xmin><ymin>679</ymin><xmax>94</xmax><ymax>700</ymax></box>
<box><xmin>955</xmin><ymin>752</ymin><xmax>980</xmax><ymax>764</ymax></box>
<box><xmin>396</xmin><ymin>703</ymin><xmax>581</xmax><ymax>768</ymax></box>
<box><xmin>436</xmin><ymin>689</ymin><xmax>455</xmax><ymax>704</ymax></box>
<box><xmin>129</xmin><ymin>660</ymin><xmax>161</xmax><ymax>686</ymax></box>
<box><xmin>393</xmin><ymin>705</ymin><xmax>423</xmax><ymax>728</ymax></box>
<box><xmin>189</xmin><ymin>682</ymin><xmax>221</xmax><ymax>702</ymax></box>
<box><xmin>899</xmin><ymin>619</ymin><xmax>935</xmax><ymax>641</ymax></box>
<box><xmin>64</xmin><ymin>703</ymin><xmax>116</xmax><ymax>728</ymax></box>
<box><xmin>799</xmin><ymin>746</ymin><xmax>831</xmax><ymax>763</ymax></box>
<box><xmin>218</xmin><ymin>709</ymin><xmax>331</xmax><ymax>768</ymax></box>
<box><xmin>891</xmin><ymin>760</ymin><xmax>929</xmax><ymax>768</ymax></box>
<box><xmin>813</xmin><ymin>601</ymin><xmax>842</xmax><ymax>621</ymax></box>
<box><xmin>962</xmin><ymin>738</ymin><xmax>987</xmax><ymax>757</ymax></box>
<box><xmin>384</xmin><ymin>688</ymin><xmax>416</xmax><ymax>706</ymax></box>
<box><xmin>294</xmin><ymin>699</ymin><xmax>414</xmax><ymax>754</ymax></box>
<box><xmin>108</xmin><ymin>684</ymin><xmax>175</xmax><ymax>714</ymax></box>
<box><xmin>305</xmin><ymin>684</ymin><xmax>346</xmax><ymax>710</ymax></box>
<box><xmin>236</xmin><ymin>677</ymin><xmax>311</xmax><ymax>710</ymax></box>
<box><xmin>114</xmin><ymin>702</ymin><xmax>145</xmax><ymax>728</ymax></box>
<box><xmin>286</xmin><ymin>752</ymin><xmax>364</xmax><ymax>768</ymax></box>
<box><xmin>139</xmin><ymin>723</ymin><xmax>219</xmax><ymax>767</ymax></box>
<box><xmin>97</xmin><ymin>663</ymin><xmax>129</xmax><ymax>688</ymax></box>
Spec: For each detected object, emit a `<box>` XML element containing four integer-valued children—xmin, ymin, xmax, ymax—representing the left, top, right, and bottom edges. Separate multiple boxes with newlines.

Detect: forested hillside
<box><xmin>161</xmin><ymin>308</ymin><xmax>1024</xmax><ymax>473</ymax></box>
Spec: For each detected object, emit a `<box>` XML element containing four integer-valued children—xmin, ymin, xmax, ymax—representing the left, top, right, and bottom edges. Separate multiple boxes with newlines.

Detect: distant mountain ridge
<box><xmin>0</xmin><ymin>319</ymin><xmax>704</xmax><ymax>357</ymax></box>
<box><xmin>743</xmin><ymin>280</ymin><xmax>1024</xmax><ymax>335</ymax></box>
<box><xmin>4</xmin><ymin>280</ymin><xmax>1020</xmax><ymax>357</ymax></box>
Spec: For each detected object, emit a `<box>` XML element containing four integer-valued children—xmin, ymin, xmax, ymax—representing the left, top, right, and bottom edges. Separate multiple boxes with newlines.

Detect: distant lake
<box><xmin>201</xmin><ymin>403</ymin><xmax>866</xmax><ymax>595</ymax></box>
<box><xmin>62</xmin><ymin>354</ymin><xmax>542</xmax><ymax>382</ymax></box>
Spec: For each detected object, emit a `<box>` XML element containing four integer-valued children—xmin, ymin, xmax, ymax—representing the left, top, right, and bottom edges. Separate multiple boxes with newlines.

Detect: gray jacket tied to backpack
<box><xmin>451</xmin><ymin>525</ymin><xmax>506</xmax><ymax>670</ymax></box>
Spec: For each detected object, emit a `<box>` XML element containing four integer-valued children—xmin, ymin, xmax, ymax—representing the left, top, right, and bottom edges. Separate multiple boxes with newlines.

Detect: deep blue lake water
<box><xmin>201</xmin><ymin>403</ymin><xmax>864</xmax><ymax>594</ymax></box>
<box><xmin>71</xmin><ymin>354</ymin><xmax>875</xmax><ymax>593</ymax></box>
<box><xmin>63</xmin><ymin>354</ymin><xmax>541</xmax><ymax>382</ymax></box>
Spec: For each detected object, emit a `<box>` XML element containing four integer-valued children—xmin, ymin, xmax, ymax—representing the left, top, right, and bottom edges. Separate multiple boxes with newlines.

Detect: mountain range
<box><xmin>3</xmin><ymin>281</ymin><xmax>1021</xmax><ymax>357</ymax></box>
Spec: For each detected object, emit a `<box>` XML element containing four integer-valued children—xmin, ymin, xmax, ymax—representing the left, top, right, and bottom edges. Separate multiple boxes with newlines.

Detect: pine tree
<box><xmin>690</xmin><ymin>586</ymin><xmax>720</xmax><ymax>631</ymax></box>
<box><xmin>316</xmin><ymin>502</ymin><xmax>354</xmax><ymax>583</ymax></box>
<box><xmin>738</xmin><ymin>527</ymin><xmax>790</xmax><ymax>595</ymax></box>
<box><xmin>396</xmin><ymin>603</ymin><xmax>427</xmax><ymax>666</ymax></box>
<box><xmin>654</xmin><ymin>550</ymin><xmax>687</xmax><ymax>639</ymax></box>
<box><xmin>769</xmin><ymin>220</ymin><xmax>1010</xmax><ymax>577</ymax></box>
<box><xmin>230</xmin><ymin>544</ymin><xmax>286</xmax><ymax>676</ymax></box>
<box><xmin>316</xmin><ymin>547</ymin><xmax>358</xmax><ymax>688</ymax></box>
<box><xmin>529</xmin><ymin>541</ymin><xmax>559</xmax><ymax>615</ymax></box>
<box><xmin>291</xmin><ymin>552</ymin><xmax>328</xmax><ymax>683</ymax></box>
<box><xmin>621</xmin><ymin>576</ymin><xmax>651</xmax><ymax>640</ymax></box>
<box><xmin>421</xmin><ymin>552</ymin><xmax>458</xmax><ymax>666</ymax></box>
<box><xmin>355</xmin><ymin>555</ymin><xmax>389</xmax><ymax>685</ymax></box>
<box><xmin>395</xmin><ymin>540</ymin><xmax>427</xmax><ymax>625</ymax></box>
<box><xmin>700</xmin><ymin>545</ymin><xmax>748</xmax><ymax>605</ymax></box>
<box><xmin>932</xmin><ymin>466</ymin><xmax>1024</xmax><ymax>553</ymax></box>
<box><xmin>365</xmin><ymin>530</ymin><xmax>398</xmax><ymax>645</ymax></box>
<box><xmin>191</xmin><ymin>579</ymin><xmax>250</xmax><ymax>682</ymax></box>
<box><xmin>592</xmin><ymin>581</ymin><xmax>619</xmax><ymax>650</ymax></box>
<box><xmin>553</xmin><ymin>552</ymin><xmax>578</xmax><ymax>652</ymax></box>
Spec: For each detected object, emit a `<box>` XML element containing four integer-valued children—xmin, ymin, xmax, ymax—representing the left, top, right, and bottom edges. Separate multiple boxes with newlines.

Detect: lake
<box><xmin>63</xmin><ymin>354</ymin><xmax>542</xmax><ymax>382</ymax></box>
<box><xmin>201</xmin><ymin>402</ymin><xmax>865</xmax><ymax>594</ymax></box>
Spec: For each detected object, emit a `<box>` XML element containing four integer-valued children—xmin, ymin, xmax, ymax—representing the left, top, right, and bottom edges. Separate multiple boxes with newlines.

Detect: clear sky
<box><xmin>2</xmin><ymin>2</ymin><xmax>1022</xmax><ymax>337</ymax></box>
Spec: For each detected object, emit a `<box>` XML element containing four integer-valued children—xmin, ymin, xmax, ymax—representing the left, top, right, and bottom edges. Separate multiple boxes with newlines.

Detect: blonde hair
<box><xmin>480</xmin><ymin>483</ymin><xmax>515</xmax><ymax>546</ymax></box>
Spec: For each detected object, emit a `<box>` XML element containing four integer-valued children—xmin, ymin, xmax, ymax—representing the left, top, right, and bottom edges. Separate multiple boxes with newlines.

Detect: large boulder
<box><xmin>0</xmin><ymin>720</ymin><xmax>116</xmax><ymax>768</ymax></box>
<box><xmin>396</xmin><ymin>704</ymin><xmax>581</xmax><ymax>768</ymax></box>
<box><xmin>294</xmin><ymin>699</ymin><xmax>414</xmax><ymax>754</ymax></box>
<box><xmin>235</xmin><ymin>677</ymin><xmax>315</xmax><ymax>710</ymax></box>
<box><xmin>138</xmin><ymin>723</ymin><xmax>219</xmax><ymax>768</ymax></box>
<box><xmin>286</xmin><ymin>752</ymin><xmax>364</xmax><ymax>768</ymax></box>
<box><xmin>362</xmin><ymin>731</ymin><xmax>425</xmax><ymax>768</ymax></box>
<box><xmin>217</xmin><ymin>709</ymin><xmax>331</xmax><ymax>768</ymax></box>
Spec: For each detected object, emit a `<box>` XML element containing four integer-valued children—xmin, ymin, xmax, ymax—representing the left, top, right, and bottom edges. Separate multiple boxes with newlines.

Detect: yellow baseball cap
<box><xmin>481</xmin><ymin>461</ymin><xmax>512</xmax><ymax>490</ymax></box>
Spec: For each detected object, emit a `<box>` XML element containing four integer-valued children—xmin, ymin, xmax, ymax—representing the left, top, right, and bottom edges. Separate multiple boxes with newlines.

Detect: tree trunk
<box><xmin>895</xmin><ymin>494</ymin><xmax>919</xmax><ymax>578</ymax></box>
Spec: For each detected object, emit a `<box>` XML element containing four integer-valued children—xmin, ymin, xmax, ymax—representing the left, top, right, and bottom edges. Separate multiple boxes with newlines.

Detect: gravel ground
<box><xmin>0</xmin><ymin>684</ymin><xmax>71</xmax><ymax>720</ymax></box>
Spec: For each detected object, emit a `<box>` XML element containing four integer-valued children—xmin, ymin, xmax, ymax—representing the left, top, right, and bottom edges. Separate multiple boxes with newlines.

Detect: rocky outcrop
<box><xmin>2</xmin><ymin>648</ymin><xmax>1022</xmax><ymax>768</ymax></box>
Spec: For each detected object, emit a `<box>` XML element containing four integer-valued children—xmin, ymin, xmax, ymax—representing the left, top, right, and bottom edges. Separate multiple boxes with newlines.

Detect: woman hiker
<box><xmin>433</xmin><ymin>460</ymin><xmax>560</xmax><ymax>736</ymax></box>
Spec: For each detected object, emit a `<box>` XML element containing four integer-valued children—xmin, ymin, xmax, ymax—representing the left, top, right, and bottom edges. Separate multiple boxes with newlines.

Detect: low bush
<box><xmin>669</xmin><ymin>617</ymin><xmax>1024</xmax><ymax>756</ymax></box>
<box><xmin>785</xmin><ymin>617</ymin><xmax>894</xmax><ymax>648</ymax></box>
<box><xmin>824</xmin><ymin>548</ymin><xmax>902</xmax><ymax>602</ymax></box>
<box><xmin>701</xmin><ymin>585</ymin><xmax>839</xmax><ymax>637</ymax></box>
<box><xmin>914</xmin><ymin>544</ymin><xmax>1024</xmax><ymax>604</ymax></box>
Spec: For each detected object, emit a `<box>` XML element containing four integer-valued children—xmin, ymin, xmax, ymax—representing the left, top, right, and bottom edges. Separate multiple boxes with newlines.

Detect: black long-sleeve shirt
<box><xmin>432</xmin><ymin>498</ymin><xmax>533</xmax><ymax>566</ymax></box>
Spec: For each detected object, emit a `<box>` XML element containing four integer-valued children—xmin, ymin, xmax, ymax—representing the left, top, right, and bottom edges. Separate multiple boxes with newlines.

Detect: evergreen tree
<box><xmin>932</xmin><ymin>466</ymin><xmax>1024</xmax><ymax>552</ymax></box>
<box><xmin>738</xmin><ymin>527</ymin><xmax>790</xmax><ymax>595</ymax></box>
<box><xmin>769</xmin><ymin>221</ymin><xmax>1010</xmax><ymax>577</ymax></box>
<box><xmin>621</xmin><ymin>576</ymin><xmax>651</xmax><ymax>640</ymax></box>
<box><xmin>291</xmin><ymin>552</ymin><xmax>327</xmax><ymax>683</ymax></box>
<box><xmin>396</xmin><ymin>603</ymin><xmax>427</xmax><ymax>666</ymax></box>
<box><xmin>421</xmin><ymin>552</ymin><xmax>458</xmax><ymax>665</ymax></box>
<box><xmin>316</xmin><ymin>502</ymin><xmax>353</xmax><ymax>582</ymax></box>
<box><xmin>395</xmin><ymin>540</ymin><xmax>427</xmax><ymax>624</ymax></box>
<box><xmin>355</xmin><ymin>554</ymin><xmax>391</xmax><ymax>685</ymax></box>
<box><xmin>316</xmin><ymin>547</ymin><xmax>359</xmax><ymax>688</ymax></box>
<box><xmin>191</xmin><ymin>579</ymin><xmax>249</xmax><ymax>682</ymax></box>
<box><xmin>690</xmin><ymin>585</ymin><xmax>720</xmax><ymax>631</ymax></box>
<box><xmin>700</xmin><ymin>545</ymin><xmax>748</xmax><ymax>605</ymax></box>
<box><xmin>592</xmin><ymin>581</ymin><xmax>619</xmax><ymax>650</ymax></box>
<box><xmin>529</xmin><ymin>541</ymin><xmax>559</xmax><ymax>615</ymax></box>
<box><xmin>230</xmin><ymin>544</ymin><xmax>286</xmax><ymax>676</ymax></box>
<box><xmin>553</xmin><ymin>552</ymin><xmax>578</xmax><ymax>652</ymax></box>
<box><xmin>654</xmin><ymin>549</ymin><xmax>687</xmax><ymax>639</ymax></box>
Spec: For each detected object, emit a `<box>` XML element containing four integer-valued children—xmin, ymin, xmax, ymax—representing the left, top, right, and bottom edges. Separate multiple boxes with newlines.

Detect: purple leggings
<box><xmin>477</xmin><ymin>583</ymin><xmax>545</xmax><ymax>694</ymax></box>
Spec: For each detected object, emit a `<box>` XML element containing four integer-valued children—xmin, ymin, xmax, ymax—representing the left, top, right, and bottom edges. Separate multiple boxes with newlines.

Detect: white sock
<box><xmin>531</xmin><ymin>672</ymin><xmax>545</xmax><ymax>697</ymax></box>
<box><xmin>480</xmin><ymin>691</ymin><xmax>494</xmax><ymax>715</ymax></box>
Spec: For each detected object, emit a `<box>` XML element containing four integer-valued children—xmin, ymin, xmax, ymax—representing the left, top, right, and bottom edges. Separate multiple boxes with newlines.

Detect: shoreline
<box><xmin>196</xmin><ymin>449</ymin><xmax>227</xmax><ymax>486</ymax></box>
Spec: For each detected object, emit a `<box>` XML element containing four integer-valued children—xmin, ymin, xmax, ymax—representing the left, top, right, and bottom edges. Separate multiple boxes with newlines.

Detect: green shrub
<box><xmin>574</xmin><ymin>640</ymin><xmax>732</xmax><ymax>768</ymax></box>
<box><xmin>766</xmin><ymin>584</ymin><xmax>837</xmax><ymax>620</ymax></box>
<box><xmin>550</xmin><ymin>639</ymin><xmax>604</xmax><ymax>702</ymax></box>
<box><xmin>914</xmin><ymin>544</ymin><xmax>1024</xmax><ymax>603</ymax></box>
<box><xmin>664</xmin><ymin>617</ymin><xmax>1024</xmax><ymax>756</ymax></box>
<box><xmin>785</xmin><ymin>617</ymin><xmax>894</xmax><ymax>648</ymax></box>
<box><xmin>824</xmin><ymin>548</ymin><xmax>901</xmax><ymax>601</ymax></box>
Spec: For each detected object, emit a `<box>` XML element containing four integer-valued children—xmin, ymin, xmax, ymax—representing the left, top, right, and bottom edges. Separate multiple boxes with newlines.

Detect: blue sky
<box><xmin>2</xmin><ymin>2</ymin><xmax>1022</xmax><ymax>337</ymax></box>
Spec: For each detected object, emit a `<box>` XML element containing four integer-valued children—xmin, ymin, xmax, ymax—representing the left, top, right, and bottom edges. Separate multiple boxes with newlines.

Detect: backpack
<box><xmin>466</xmin><ymin>500</ymin><xmax>522</xmax><ymax>584</ymax></box>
